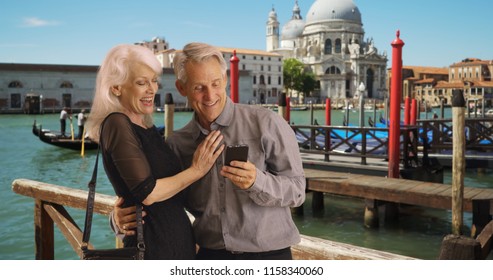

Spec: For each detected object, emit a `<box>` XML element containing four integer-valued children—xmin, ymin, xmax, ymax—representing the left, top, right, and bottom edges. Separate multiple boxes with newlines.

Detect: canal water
<box><xmin>1</xmin><ymin>108</ymin><xmax>492</xmax><ymax>260</ymax></box>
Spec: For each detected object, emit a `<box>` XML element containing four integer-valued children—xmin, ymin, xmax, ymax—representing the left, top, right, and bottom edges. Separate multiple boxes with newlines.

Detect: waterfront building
<box><xmin>389</xmin><ymin>58</ymin><xmax>493</xmax><ymax>109</ymax></box>
<box><xmin>266</xmin><ymin>0</ymin><xmax>388</xmax><ymax>103</ymax></box>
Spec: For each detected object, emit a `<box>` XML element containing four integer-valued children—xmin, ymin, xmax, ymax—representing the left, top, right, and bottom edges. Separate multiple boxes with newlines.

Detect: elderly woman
<box><xmin>85</xmin><ymin>44</ymin><xmax>223</xmax><ymax>259</ymax></box>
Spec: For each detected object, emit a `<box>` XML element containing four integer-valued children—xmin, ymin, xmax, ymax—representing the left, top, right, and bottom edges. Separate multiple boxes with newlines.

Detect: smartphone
<box><xmin>224</xmin><ymin>144</ymin><xmax>249</xmax><ymax>166</ymax></box>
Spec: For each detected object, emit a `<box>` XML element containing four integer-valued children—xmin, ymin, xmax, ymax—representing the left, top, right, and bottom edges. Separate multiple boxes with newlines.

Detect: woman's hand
<box><xmin>190</xmin><ymin>130</ymin><xmax>224</xmax><ymax>176</ymax></box>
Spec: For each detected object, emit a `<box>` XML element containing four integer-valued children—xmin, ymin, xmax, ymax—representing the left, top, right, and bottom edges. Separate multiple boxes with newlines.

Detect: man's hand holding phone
<box><xmin>221</xmin><ymin>144</ymin><xmax>256</xmax><ymax>189</ymax></box>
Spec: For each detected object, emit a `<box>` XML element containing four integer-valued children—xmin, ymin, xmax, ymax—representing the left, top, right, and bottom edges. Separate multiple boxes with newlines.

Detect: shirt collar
<box><xmin>191</xmin><ymin>97</ymin><xmax>234</xmax><ymax>140</ymax></box>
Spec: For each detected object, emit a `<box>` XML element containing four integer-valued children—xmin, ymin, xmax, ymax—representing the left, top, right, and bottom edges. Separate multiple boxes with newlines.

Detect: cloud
<box><xmin>21</xmin><ymin>17</ymin><xmax>60</xmax><ymax>27</ymax></box>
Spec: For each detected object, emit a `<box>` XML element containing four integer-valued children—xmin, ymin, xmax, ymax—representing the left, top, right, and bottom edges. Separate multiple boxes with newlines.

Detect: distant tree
<box><xmin>283</xmin><ymin>58</ymin><xmax>316</xmax><ymax>103</ymax></box>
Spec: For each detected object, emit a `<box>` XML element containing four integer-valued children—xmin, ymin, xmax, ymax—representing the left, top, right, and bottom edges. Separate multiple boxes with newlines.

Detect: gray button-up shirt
<box><xmin>168</xmin><ymin>98</ymin><xmax>306</xmax><ymax>252</ymax></box>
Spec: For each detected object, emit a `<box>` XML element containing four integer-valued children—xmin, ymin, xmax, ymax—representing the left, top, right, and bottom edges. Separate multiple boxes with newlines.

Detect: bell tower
<box><xmin>266</xmin><ymin>6</ymin><xmax>279</xmax><ymax>52</ymax></box>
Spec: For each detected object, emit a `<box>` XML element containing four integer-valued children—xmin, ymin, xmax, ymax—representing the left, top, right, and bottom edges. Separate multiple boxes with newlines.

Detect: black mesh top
<box><xmin>100</xmin><ymin>113</ymin><xmax>195</xmax><ymax>259</ymax></box>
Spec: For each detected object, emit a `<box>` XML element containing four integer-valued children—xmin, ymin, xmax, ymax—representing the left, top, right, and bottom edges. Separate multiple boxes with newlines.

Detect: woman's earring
<box><xmin>112</xmin><ymin>86</ymin><xmax>121</xmax><ymax>97</ymax></box>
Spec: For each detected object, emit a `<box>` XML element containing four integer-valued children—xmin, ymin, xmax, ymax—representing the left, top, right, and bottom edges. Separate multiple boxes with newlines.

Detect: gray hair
<box><xmin>173</xmin><ymin>42</ymin><xmax>227</xmax><ymax>84</ymax></box>
<box><xmin>85</xmin><ymin>44</ymin><xmax>162</xmax><ymax>141</ymax></box>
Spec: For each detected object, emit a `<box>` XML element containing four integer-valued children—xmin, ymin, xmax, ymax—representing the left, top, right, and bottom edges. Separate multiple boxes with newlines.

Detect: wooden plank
<box><xmin>292</xmin><ymin>235</ymin><xmax>416</xmax><ymax>260</ymax></box>
<box><xmin>304</xmin><ymin>168</ymin><xmax>493</xmax><ymax>214</ymax></box>
<box><xmin>43</xmin><ymin>202</ymin><xmax>91</xmax><ymax>259</ymax></box>
<box><xmin>12</xmin><ymin>178</ymin><xmax>116</xmax><ymax>215</ymax></box>
<box><xmin>476</xmin><ymin>220</ymin><xmax>493</xmax><ymax>259</ymax></box>
<box><xmin>463</xmin><ymin>188</ymin><xmax>486</xmax><ymax>199</ymax></box>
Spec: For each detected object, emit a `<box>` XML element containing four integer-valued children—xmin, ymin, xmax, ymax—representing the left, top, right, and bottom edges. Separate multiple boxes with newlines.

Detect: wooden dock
<box><xmin>303</xmin><ymin>168</ymin><xmax>493</xmax><ymax>237</ymax></box>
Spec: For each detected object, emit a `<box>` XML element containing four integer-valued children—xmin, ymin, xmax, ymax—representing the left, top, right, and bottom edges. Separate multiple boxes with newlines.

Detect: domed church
<box><xmin>267</xmin><ymin>0</ymin><xmax>388</xmax><ymax>101</ymax></box>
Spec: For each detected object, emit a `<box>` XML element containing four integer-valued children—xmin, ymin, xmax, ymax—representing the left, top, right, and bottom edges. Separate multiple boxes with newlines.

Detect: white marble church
<box><xmin>267</xmin><ymin>0</ymin><xmax>388</xmax><ymax>102</ymax></box>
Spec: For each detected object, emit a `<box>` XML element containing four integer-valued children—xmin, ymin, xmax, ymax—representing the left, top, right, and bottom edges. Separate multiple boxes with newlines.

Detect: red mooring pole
<box><xmin>404</xmin><ymin>96</ymin><xmax>411</xmax><ymax>125</ymax></box>
<box><xmin>410</xmin><ymin>98</ymin><xmax>417</xmax><ymax>125</ymax></box>
<box><xmin>389</xmin><ymin>30</ymin><xmax>404</xmax><ymax>179</ymax></box>
<box><xmin>325</xmin><ymin>98</ymin><xmax>331</xmax><ymax>125</ymax></box>
<box><xmin>230</xmin><ymin>50</ymin><xmax>239</xmax><ymax>103</ymax></box>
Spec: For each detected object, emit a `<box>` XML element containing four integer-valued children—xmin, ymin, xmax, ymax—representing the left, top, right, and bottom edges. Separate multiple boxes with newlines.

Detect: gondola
<box><xmin>32</xmin><ymin>120</ymin><xmax>98</xmax><ymax>150</ymax></box>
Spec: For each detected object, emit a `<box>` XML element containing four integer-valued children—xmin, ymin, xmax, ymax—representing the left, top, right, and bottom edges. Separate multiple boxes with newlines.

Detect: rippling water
<box><xmin>1</xmin><ymin>108</ymin><xmax>491</xmax><ymax>260</ymax></box>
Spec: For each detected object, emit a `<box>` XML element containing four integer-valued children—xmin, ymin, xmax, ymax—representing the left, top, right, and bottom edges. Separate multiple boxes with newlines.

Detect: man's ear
<box><xmin>175</xmin><ymin>80</ymin><xmax>187</xmax><ymax>97</ymax></box>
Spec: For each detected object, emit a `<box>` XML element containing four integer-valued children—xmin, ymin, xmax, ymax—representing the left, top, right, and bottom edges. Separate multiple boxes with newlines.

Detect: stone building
<box><xmin>267</xmin><ymin>0</ymin><xmax>388</xmax><ymax>103</ymax></box>
<box><xmin>389</xmin><ymin>59</ymin><xmax>493</xmax><ymax>110</ymax></box>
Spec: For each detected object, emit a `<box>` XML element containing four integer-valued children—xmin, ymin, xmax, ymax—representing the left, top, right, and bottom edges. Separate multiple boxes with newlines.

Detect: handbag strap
<box><xmin>81</xmin><ymin>140</ymin><xmax>145</xmax><ymax>259</ymax></box>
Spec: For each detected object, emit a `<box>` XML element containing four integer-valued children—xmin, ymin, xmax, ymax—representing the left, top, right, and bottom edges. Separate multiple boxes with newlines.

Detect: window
<box><xmin>325</xmin><ymin>39</ymin><xmax>332</xmax><ymax>54</ymax></box>
<box><xmin>11</xmin><ymin>93</ymin><xmax>21</xmax><ymax>108</ymax></box>
<box><xmin>325</xmin><ymin>66</ymin><xmax>341</xmax><ymax>75</ymax></box>
<box><xmin>268</xmin><ymin>76</ymin><xmax>271</xmax><ymax>85</ymax></box>
<box><xmin>335</xmin><ymin>39</ymin><xmax>341</xmax><ymax>53</ymax></box>
<box><xmin>253</xmin><ymin>76</ymin><xmax>257</xmax><ymax>84</ymax></box>
<box><xmin>8</xmin><ymin>81</ymin><xmax>23</xmax><ymax>88</ymax></box>
<box><xmin>60</xmin><ymin>81</ymin><xmax>73</xmax><ymax>88</ymax></box>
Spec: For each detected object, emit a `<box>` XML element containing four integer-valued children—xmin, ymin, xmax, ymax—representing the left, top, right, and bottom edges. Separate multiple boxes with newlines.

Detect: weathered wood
<box><xmin>439</xmin><ymin>234</ymin><xmax>481</xmax><ymax>260</ymax></box>
<box><xmin>291</xmin><ymin>235</ymin><xmax>415</xmax><ymax>260</ymax></box>
<box><xmin>452</xmin><ymin>101</ymin><xmax>466</xmax><ymax>235</ymax></box>
<box><xmin>14</xmin><ymin>178</ymin><xmax>420</xmax><ymax>260</ymax></box>
<box><xmin>304</xmin><ymin>168</ymin><xmax>493</xmax><ymax>233</ymax></box>
<box><xmin>476</xmin><ymin>220</ymin><xmax>493</xmax><ymax>259</ymax></box>
<box><xmin>43</xmin><ymin>202</ymin><xmax>91</xmax><ymax>258</ymax></box>
<box><xmin>13</xmin><ymin>178</ymin><xmax>116</xmax><ymax>215</ymax></box>
<box><xmin>35</xmin><ymin>199</ymin><xmax>54</xmax><ymax>260</ymax></box>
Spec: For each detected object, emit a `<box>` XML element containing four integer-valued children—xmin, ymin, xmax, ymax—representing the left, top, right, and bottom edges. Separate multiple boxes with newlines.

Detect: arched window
<box><xmin>335</xmin><ymin>39</ymin><xmax>342</xmax><ymax>53</ymax></box>
<box><xmin>324</xmin><ymin>39</ymin><xmax>332</xmax><ymax>54</ymax></box>
<box><xmin>60</xmin><ymin>81</ymin><xmax>73</xmax><ymax>88</ymax></box>
<box><xmin>8</xmin><ymin>81</ymin><xmax>23</xmax><ymax>88</ymax></box>
<box><xmin>325</xmin><ymin>66</ymin><xmax>341</xmax><ymax>75</ymax></box>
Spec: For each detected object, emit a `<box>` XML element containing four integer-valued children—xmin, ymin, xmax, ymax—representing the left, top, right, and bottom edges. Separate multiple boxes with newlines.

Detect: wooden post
<box><xmin>278</xmin><ymin>92</ymin><xmax>287</xmax><ymax>121</ymax></box>
<box><xmin>35</xmin><ymin>199</ymin><xmax>54</xmax><ymax>260</ymax></box>
<box><xmin>164</xmin><ymin>93</ymin><xmax>174</xmax><ymax>139</ymax></box>
<box><xmin>312</xmin><ymin>192</ymin><xmax>324</xmax><ymax>214</ymax></box>
<box><xmin>439</xmin><ymin>234</ymin><xmax>482</xmax><ymax>259</ymax></box>
<box><xmin>325</xmin><ymin>98</ymin><xmax>331</xmax><ymax>162</ymax></box>
<box><xmin>364</xmin><ymin>199</ymin><xmax>379</xmax><ymax>228</ymax></box>
<box><xmin>452</xmin><ymin>89</ymin><xmax>466</xmax><ymax>235</ymax></box>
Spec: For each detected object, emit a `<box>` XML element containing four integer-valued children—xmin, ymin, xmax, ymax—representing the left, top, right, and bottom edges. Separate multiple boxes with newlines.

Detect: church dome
<box><xmin>281</xmin><ymin>19</ymin><xmax>305</xmax><ymax>40</ymax></box>
<box><xmin>306</xmin><ymin>0</ymin><xmax>362</xmax><ymax>24</ymax></box>
<box><xmin>281</xmin><ymin>1</ymin><xmax>305</xmax><ymax>40</ymax></box>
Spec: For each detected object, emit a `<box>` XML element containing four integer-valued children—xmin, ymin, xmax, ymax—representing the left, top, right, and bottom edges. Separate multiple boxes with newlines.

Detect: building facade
<box><xmin>389</xmin><ymin>58</ymin><xmax>493</xmax><ymax>110</ymax></box>
<box><xmin>267</xmin><ymin>0</ymin><xmax>388</xmax><ymax>103</ymax></box>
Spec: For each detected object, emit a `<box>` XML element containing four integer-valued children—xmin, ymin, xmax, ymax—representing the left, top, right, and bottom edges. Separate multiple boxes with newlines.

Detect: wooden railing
<box><xmin>417</xmin><ymin>118</ymin><xmax>493</xmax><ymax>153</ymax></box>
<box><xmin>292</xmin><ymin>117</ymin><xmax>493</xmax><ymax>168</ymax></box>
<box><xmin>12</xmin><ymin>178</ymin><xmax>414</xmax><ymax>260</ymax></box>
<box><xmin>292</xmin><ymin>125</ymin><xmax>419</xmax><ymax>168</ymax></box>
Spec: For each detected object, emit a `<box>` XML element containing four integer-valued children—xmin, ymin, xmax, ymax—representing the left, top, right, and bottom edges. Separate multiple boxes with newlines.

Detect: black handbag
<box><xmin>81</xmin><ymin>144</ymin><xmax>145</xmax><ymax>260</ymax></box>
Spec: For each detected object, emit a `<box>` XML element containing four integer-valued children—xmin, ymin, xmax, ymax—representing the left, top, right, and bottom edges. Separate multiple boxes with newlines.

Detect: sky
<box><xmin>1</xmin><ymin>0</ymin><xmax>492</xmax><ymax>68</ymax></box>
